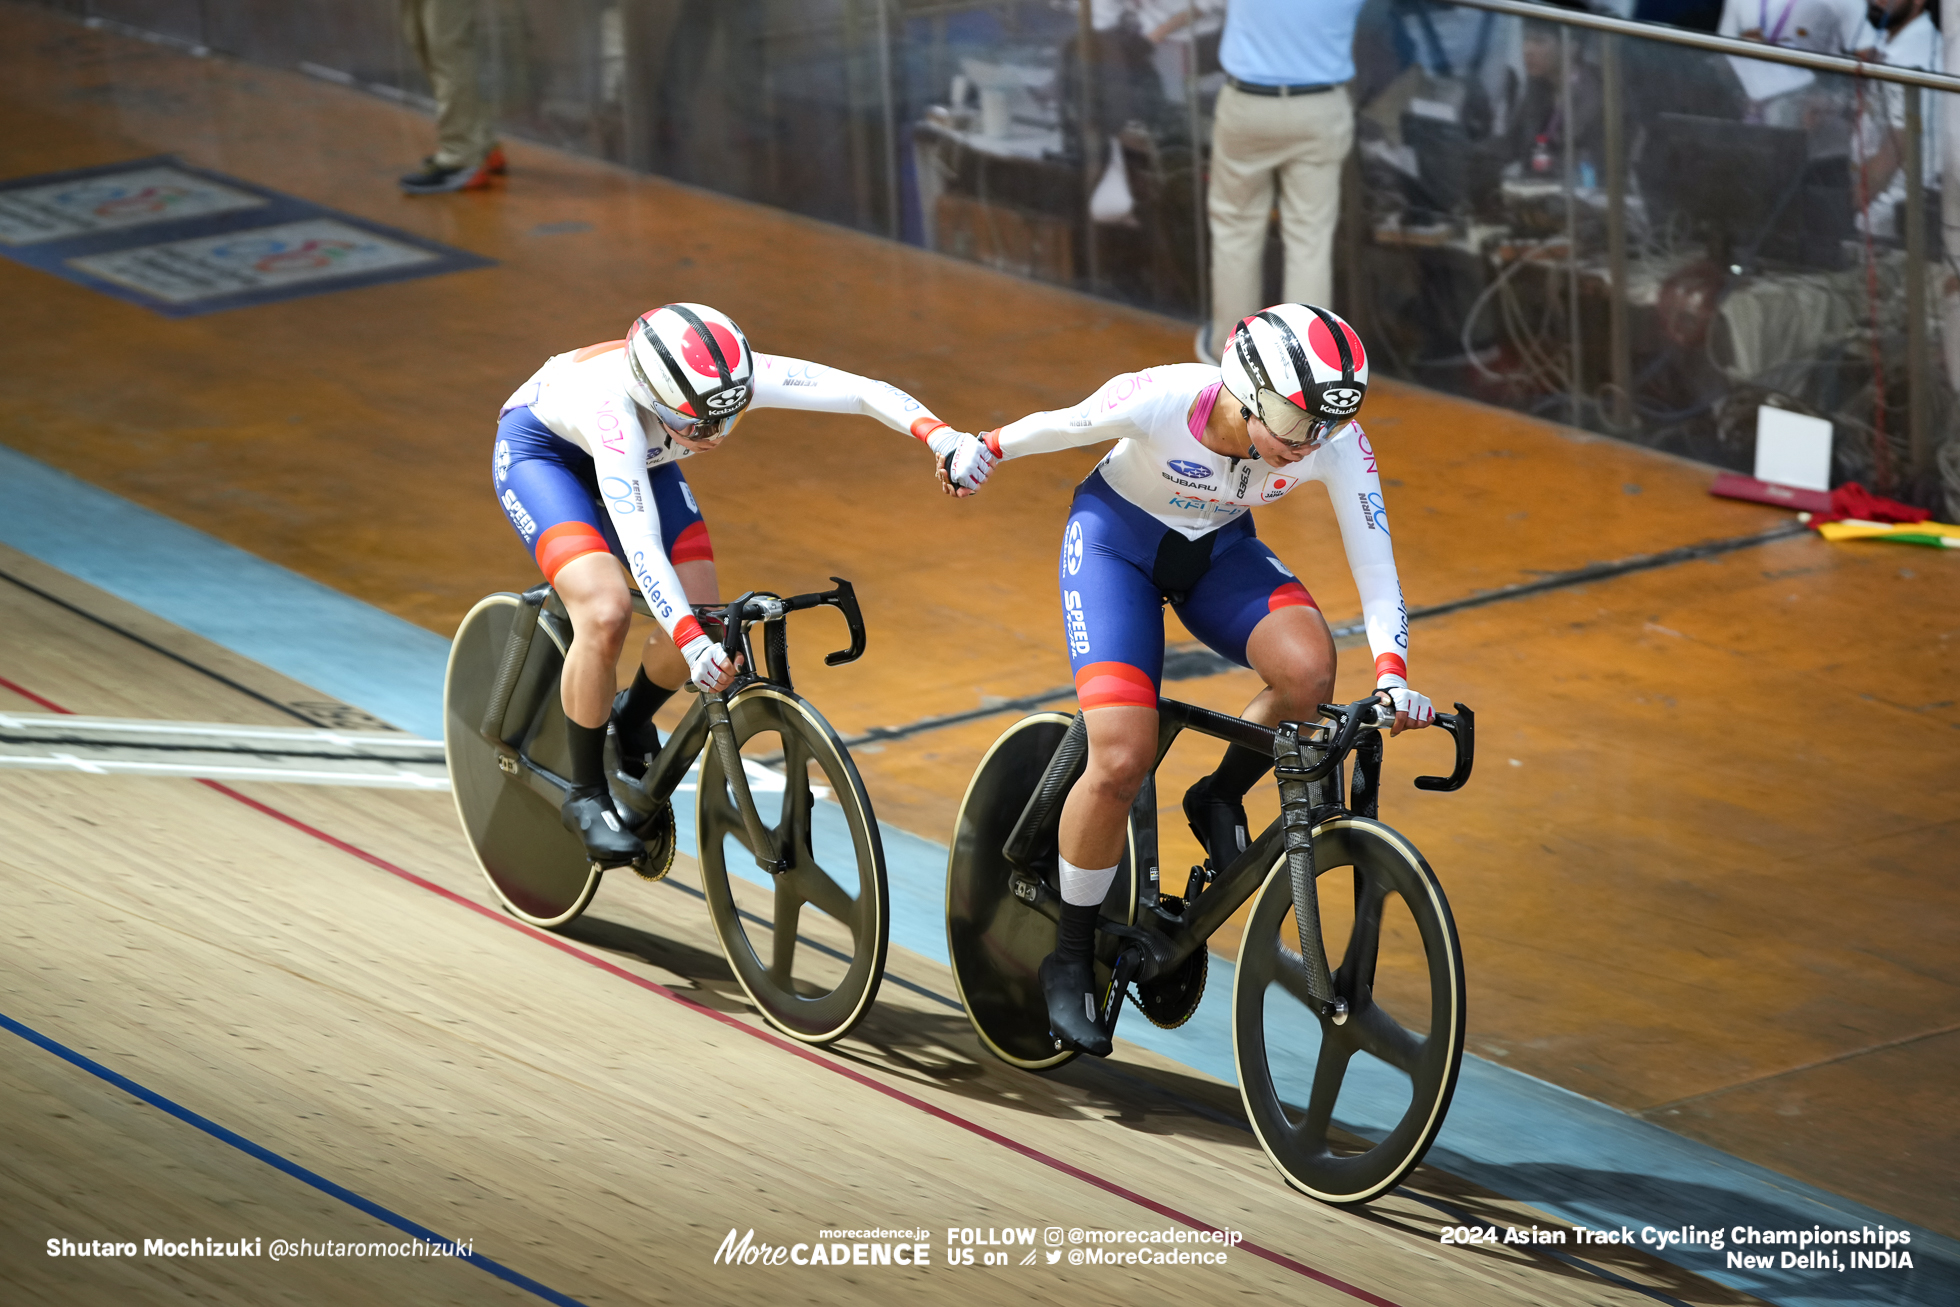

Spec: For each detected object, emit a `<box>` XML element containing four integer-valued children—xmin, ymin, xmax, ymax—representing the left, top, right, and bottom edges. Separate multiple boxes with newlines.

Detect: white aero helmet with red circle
<box><xmin>1221</xmin><ymin>303</ymin><xmax>1370</xmax><ymax>445</ymax></box>
<box><xmin>624</xmin><ymin>302</ymin><xmax>756</xmax><ymax>440</ymax></box>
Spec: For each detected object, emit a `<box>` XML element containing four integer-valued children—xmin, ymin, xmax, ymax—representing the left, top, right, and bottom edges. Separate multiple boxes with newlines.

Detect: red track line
<box><xmin>11</xmin><ymin>673</ymin><xmax>1397</xmax><ymax>1305</ymax></box>
<box><xmin>0</xmin><ymin>674</ymin><xmax>75</xmax><ymax>714</ymax></box>
<box><xmin>199</xmin><ymin>779</ymin><xmax>1398</xmax><ymax>1304</ymax></box>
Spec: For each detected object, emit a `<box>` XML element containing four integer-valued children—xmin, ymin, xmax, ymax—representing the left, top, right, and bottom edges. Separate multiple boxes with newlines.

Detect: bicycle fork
<box><xmin>1274</xmin><ymin>721</ymin><xmax>1349</xmax><ymax>1025</ymax></box>
<box><xmin>702</xmin><ymin>691</ymin><xmax>789</xmax><ymax>875</ymax></box>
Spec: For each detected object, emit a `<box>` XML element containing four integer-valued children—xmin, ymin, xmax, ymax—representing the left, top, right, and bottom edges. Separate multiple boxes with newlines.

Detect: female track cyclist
<box><xmin>961</xmin><ymin>303</ymin><xmax>1434</xmax><ymax>1055</ymax></box>
<box><xmin>494</xmin><ymin>302</ymin><xmax>994</xmax><ymax>864</ymax></box>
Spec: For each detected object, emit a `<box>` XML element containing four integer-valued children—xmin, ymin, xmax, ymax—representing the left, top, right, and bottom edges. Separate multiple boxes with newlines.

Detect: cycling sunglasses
<box><xmin>651</xmin><ymin>399</ymin><xmax>729</xmax><ymax>442</ymax></box>
<box><xmin>1251</xmin><ymin>388</ymin><xmax>1334</xmax><ymax>447</ymax></box>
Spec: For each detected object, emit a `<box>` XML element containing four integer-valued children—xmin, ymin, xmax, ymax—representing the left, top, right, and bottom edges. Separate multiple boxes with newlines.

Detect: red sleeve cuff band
<box><xmin>673</xmin><ymin>614</ymin><xmax>706</xmax><ymax>650</ymax></box>
<box><xmin>1374</xmin><ymin>652</ymin><xmax>1407</xmax><ymax>682</ymax></box>
<box><xmin>910</xmin><ymin>417</ymin><xmax>950</xmax><ymax>443</ymax></box>
<box><xmin>983</xmin><ymin>429</ymin><xmax>1002</xmax><ymax>458</ymax></box>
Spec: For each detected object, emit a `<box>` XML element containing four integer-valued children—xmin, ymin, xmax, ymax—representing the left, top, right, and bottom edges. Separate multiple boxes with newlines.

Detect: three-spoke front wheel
<box><xmin>696</xmin><ymin>686</ymin><xmax>888</xmax><ymax>1045</ymax></box>
<box><xmin>1233</xmin><ymin>817</ymin><xmax>1465</xmax><ymax>1205</ymax></box>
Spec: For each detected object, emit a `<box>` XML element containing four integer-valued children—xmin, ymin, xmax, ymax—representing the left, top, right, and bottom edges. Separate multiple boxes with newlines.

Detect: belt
<box><xmin>1226</xmin><ymin>75</ymin><xmax>1342</xmax><ymax>97</ymax></box>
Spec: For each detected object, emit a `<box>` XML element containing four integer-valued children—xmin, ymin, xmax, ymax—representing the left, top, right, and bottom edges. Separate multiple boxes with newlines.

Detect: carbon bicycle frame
<box><xmin>1002</xmin><ymin>693</ymin><xmax>1471</xmax><ymax>990</ymax></box>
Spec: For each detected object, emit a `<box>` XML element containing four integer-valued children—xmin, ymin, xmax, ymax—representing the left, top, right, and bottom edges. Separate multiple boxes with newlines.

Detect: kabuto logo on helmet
<box><xmin>704</xmin><ymin>385</ymin><xmax>749</xmax><ymax>413</ymax></box>
<box><xmin>1321</xmin><ymin>386</ymin><xmax>1363</xmax><ymax>414</ymax></box>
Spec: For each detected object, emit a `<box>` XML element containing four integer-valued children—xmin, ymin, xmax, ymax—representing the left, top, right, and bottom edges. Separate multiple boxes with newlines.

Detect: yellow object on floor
<box><xmin>1814</xmin><ymin>518</ymin><xmax>1960</xmax><ymax>547</ymax></box>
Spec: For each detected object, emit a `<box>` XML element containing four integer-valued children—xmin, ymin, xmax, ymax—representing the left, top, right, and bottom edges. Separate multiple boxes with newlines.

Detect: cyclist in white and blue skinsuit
<box><xmin>493</xmin><ymin>302</ymin><xmax>995</xmax><ymax>863</ymax></box>
<box><xmin>955</xmin><ymin>304</ymin><xmax>1435</xmax><ymax>1055</ymax></box>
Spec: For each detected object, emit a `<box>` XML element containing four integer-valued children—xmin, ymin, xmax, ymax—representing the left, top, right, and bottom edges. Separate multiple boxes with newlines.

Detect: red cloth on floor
<box><xmin>1810</xmin><ymin>483</ymin><xmax>1932</xmax><ymax>526</ymax></box>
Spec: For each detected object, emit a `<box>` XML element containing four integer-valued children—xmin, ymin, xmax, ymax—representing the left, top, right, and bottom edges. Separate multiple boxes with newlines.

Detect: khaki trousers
<box><xmin>1207</xmin><ymin>82</ymin><xmax>1353</xmax><ymax>347</ymax></box>
<box><xmin>401</xmin><ymin>0</ymin><xmax>492</xmax><ymax>168</ymax></box>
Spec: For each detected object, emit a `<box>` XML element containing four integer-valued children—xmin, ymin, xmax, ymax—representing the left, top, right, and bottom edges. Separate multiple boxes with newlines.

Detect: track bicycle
<box><xmin>946</xmin><ymin>692</ymin><xmax>1475</xmax><ymax>1204</ymax></box>
<box><xmin>444</xmin><ymin>577</ymin><xmax>890</xmax><ymax>1045</ymax></box>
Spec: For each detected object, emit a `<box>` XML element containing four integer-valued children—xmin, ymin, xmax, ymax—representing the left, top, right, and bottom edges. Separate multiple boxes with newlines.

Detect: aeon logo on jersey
<box><xmin>1063</xmin><ymin>521</ymin><xmax>1084</xmax><ymax>576</ymax></box>
<box><xmin>1166</xmin><ymin>459</ymin><xmax>1212</xmax><ymax>481</ymax></box>
<box><xmin>1321</xmin><ymin>386</ymin><xmax>1363</xmax><ymax>414</ymax></box>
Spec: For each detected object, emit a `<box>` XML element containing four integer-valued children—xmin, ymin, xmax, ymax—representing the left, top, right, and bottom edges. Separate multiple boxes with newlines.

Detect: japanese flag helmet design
<box><xmin>1221</xmin><ymin>303</ymin><xmax>1369</xmax><ymax>444</ymax></box>
<box><xmin>625</xmin><ymin>302</ymin><xmax>755</xmax><ymax>439</ymax></box>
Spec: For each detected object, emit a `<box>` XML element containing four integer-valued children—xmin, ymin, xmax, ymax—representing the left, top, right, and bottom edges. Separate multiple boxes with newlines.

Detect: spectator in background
<box><xmin>1849</xmin><ymin>0</ymin><xmax>1940</xmax><ymax>238</ymax></box>
<box><xmin>1199</xmin><ymin>0</ymin><xmax>1367</xmax><ymax>365</ymax></box>
<box><xmin>1717</xmin><ymin>0</ymin><xmax>1866</xmax><ymax>124</ymax></box>
<box><xmin>398</xmin><ymin>0</ymin><xmax>504</xmax><ymax>194</ymax></box>
<box><xmin>1494</xmin><ymin>20</ymin><xmax>1604</xmax><ymax>180</ymax></box>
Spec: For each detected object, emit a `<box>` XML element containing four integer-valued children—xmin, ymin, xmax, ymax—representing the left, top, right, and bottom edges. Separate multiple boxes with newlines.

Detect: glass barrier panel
<box><xmin>1342</xmin><ymin>0</ymin><xmax>1954</xmax><ymax>511</ymax></box>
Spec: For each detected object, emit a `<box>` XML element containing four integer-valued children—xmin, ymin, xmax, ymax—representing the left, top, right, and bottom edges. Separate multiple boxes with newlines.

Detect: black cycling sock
<box><xmin>1054</xmin><ymin>901</ymin><xmax>1100</xmax><ymax>968</ymax></box>
<box><xmin>567</xmin><ymin>718</ymin><xmax>608</xmax><ymax>795</ymax></box>
<box><xmin>1206</xmin><ymin>743</ymin><xmax>1274</xmax><ymax>801</ymax></box>
<box><xmin>620</xmin><ymin>665</ymin><xmax>676</xmax><ymax>727</ymax></box>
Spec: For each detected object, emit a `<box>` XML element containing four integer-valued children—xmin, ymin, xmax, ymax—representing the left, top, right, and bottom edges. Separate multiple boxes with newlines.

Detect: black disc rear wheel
<box><xmin>945</xmin><ymin>713</ymin><xmax>1135</xmax><ymax>1071</ymax></box>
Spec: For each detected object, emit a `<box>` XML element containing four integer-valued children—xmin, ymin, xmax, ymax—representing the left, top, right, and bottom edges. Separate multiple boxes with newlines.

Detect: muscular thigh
<box><xmin>1060</xmin><ymin>497</ymin><xmax>1165</xmax><ymax>712</ymax></box>
<box><xmin>1174</xmin><ymin>533</ymin><xmax>1319</xmax><ymax>669</ymax></box>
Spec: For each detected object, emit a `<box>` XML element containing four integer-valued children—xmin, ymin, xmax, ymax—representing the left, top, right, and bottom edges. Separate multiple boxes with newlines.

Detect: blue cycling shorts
<box><xmin>1060</xmin><ymin>470</ymin><xmax>1317</xmax><ymax>711</ymax></box>
<box><xmin>492</xmin><ymin>405</ymin><xmax>710</xmax><ymax>583</ymax></box>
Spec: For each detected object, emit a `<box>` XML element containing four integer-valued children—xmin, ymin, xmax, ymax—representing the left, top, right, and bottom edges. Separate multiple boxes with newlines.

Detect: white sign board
<box><xmin>1753</xmin><ymin>405</ymin><xmax>1833</xmax><ymax>492</ymax></box>
<box><xmin>0</xmin><ymin>166</ymin><xmax>266</xmax><ymax>245</ymax></box>
<box><xmin>67</xmin><ymin>219</ymin><xmax>438</xmax><ymax>304</ymax></box>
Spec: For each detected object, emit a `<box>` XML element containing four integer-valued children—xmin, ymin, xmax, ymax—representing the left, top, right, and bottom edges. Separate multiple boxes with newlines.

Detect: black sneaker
<box><xmin>1040</xmin><ymin>952</ymin><xmax>1112</xmax><ymax>1057</ymax></box>
<box><xmin>1183</xmin><ymin>775</ymin><xmax>1249</xmax><ymax>869</ymax></box>
<box><xmin>561</xmin><ymin>788</ymin><xmax>645</xmax><ymax>866</ymax></box>
<box><xmin>399</xmin><ymin>156</ymin><xmax>493</xmax><ymax>194</ymax></box>
<box><xmin>609</xmin><ymin>689</ymin><xmax>661</xmax><ymax>780</ymax></box>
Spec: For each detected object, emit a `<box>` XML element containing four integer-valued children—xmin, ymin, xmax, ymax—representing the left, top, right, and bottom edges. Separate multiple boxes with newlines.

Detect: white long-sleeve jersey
<box><xmin>994</xmin><ymin>363</ymin><xmax>1412</xmax><ymax>678</ymax></box>
<box><xmin>503</xmin><ymin>343</ymin><xmax>950</xmax><ymax>642</ymax></box>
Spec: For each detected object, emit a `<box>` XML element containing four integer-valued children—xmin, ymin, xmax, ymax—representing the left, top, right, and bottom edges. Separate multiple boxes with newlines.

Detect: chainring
<box><xmin>629</xmin><ymin>800</ymin><xmax>677</xmax><ymax>883</ymax></box>
<box><xmin>1131</xmin><ymin>947</ymin><xmax>1208</xmax><ymax>1029</ymax></box>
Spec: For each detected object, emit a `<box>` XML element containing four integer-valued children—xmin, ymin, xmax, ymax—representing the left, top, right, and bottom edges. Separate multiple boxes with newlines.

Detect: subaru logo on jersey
<box><xmin>1166</xmin><ymin>459</ymin><xmax>1212</xmax><ymax>481</ymax></box>
<box><xmin>1063</xmin><ymin>520</ymin><xmax>1084</xmax><ymax>576</ymax></box>
<box><xmin>1321</xmin><ymin>386</ymin><xmax>1363</xmax><ymax>414</ymax></box>
<box><xmin>704</xmin><ymin>384</ymin><xmax>749</xmax><ymax>413</ymax></box>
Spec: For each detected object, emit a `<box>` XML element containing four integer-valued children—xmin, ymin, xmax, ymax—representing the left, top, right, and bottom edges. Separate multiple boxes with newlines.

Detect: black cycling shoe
<box><xmin>609</xmin><ymin>689</ymin><xmax>662</xmax><ymax>780</ymax></box>
<box><xmin>1183</xmin><ymin>775</ymin><xmax>1250</xmax><ymax>870</ymax></box>
<box><xmin>1040</xmin><ymin>952</ymin><xmax>1113</xmax><ymax>1057</ymax></box>
<box><xmin>561</xmin><ymin>787</ymin><xmax>645</xmax><ymax>865</ymax></box>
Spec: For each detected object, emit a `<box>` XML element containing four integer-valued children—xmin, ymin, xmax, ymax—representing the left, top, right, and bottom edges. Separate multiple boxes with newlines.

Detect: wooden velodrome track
<box><xmin>1</xmin><ymin>5</ymin><xmax>1955</xmax><ymax>1303</ymax></box>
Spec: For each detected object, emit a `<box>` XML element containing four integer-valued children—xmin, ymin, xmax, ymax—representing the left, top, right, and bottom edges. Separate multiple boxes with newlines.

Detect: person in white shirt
<box><xmin>1849</xmin><ymin>0</ymin><xmax>1942</xmax><ymax>237</ymax></box>
<box><xmin>1717</xmin><ymin>0</ymin><xmax>1867</xmax><ymax>122</ymax></box>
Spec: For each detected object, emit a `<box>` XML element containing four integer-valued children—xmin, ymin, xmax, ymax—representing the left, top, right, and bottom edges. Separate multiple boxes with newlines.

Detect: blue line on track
<box><xmin>0</xmin><ymin>1008</ymin><xmax>587</xmax><ymax>1307</ymax></box>
<box><xmin>6</xmin><ymin>442</ymin><xmax>1959</xmax><ymax>1306</ymax></box>
<box><xmin>0</xmin><ymin>445</ymin><xmax>449</xmax><ymax>738</ymax></box>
